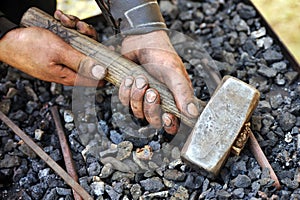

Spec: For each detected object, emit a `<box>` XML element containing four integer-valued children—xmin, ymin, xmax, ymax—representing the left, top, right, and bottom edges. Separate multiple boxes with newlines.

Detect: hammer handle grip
<box><xmin>21</xmin><ymin>7</ymin><xmax>204</xmax><ymax>127</ymax></box>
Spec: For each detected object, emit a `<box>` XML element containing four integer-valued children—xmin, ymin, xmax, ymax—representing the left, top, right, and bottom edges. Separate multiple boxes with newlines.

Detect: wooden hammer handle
<box><xmin>21</xmin><ymin>7</ymin><xmax>204</xmax><ymax>127</ymax></box>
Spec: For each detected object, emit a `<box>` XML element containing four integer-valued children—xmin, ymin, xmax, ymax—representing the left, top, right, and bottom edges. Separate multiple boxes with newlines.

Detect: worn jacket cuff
<box><xmin>110</xmin><ymin>0</ymin><xmax>167</xmax><ymax>35</ymax></box>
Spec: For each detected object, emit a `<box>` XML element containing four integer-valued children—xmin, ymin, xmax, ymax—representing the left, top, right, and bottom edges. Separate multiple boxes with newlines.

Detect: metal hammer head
<box><xmin>181</xmin><ymin>75</ymin><xmax>260</xmax><ymax>176</ymax></box>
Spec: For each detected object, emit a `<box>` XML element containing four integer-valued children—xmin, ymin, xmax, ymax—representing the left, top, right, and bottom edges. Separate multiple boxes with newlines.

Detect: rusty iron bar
<box><xmin>248</xmin><ymin>130</ymin><xmax>281</xmax><ymax>190</ymax></box>
<box><xmin>50</xmin><ymin>106</ymin><xmax>82</xmax><ymax>200</ymax></box>
<box><xmin>0</xmin><ymin>111</ymin><xmax>93</xmax><ymax>200</ymax></box>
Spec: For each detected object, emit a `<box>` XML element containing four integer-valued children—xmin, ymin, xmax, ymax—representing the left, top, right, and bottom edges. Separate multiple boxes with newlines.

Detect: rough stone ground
<box><xmin>0</xmin><ymin>0</ymin><xmax>300</xmax><ymax>199</ymax></box>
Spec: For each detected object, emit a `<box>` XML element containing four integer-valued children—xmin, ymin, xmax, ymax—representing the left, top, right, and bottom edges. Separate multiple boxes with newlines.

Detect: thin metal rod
<box><xmin>249</xmin><ymin>130</ymin><xmax>281</xmax><ymax>190</ymax></box>
<box><xmin>0</xmin><ymin>111</ymin><xmax>93</xmax><ymax>200</ymax></box>
<box><xmin>50</xmin><ymin>106</ymin><xmax>82</xmax><ymax>200</ymax></box>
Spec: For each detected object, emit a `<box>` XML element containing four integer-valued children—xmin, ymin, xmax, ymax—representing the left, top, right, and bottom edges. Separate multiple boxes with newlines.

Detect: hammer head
<box><xmin>181</xmin><ymin>76</ymin><xmax>260</xmax><ymax>176</ymax></box>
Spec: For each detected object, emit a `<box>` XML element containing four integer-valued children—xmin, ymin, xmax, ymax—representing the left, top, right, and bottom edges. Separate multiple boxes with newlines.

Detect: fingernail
<box><xmin>75</xmin><ymin>21</ymin><xmax>83</xmax><ymax>29</ymax></box>
<box><xmin>135</xmin><ymin>77</ymin><xmax>147</xmax><ymax>89</ymax></box>
<box><xmin>124</xmin><ymin>77</ymin><xmax>134</xmax><ymax>87</ymax></box>
<box><xmin>162</xmin><ymin>114</ymin><xmax>172</xmax><ymax>127</ymax></box>
<box><xmin>91</xmin><ymin>65</ymin><xmax>106</xmax><ymax>79</ymax></box>
<box><xmin>146</xmin><ymin>89</ymin><xmax>157</xmax><ymax>103</ymax></box>
<box><xmin>187</xmin><ymin>102</ymin><xmax>199</xmax><ymax>117</ymax></box>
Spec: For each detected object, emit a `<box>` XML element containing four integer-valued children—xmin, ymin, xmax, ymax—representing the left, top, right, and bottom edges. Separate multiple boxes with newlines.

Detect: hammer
<box><xmin>20</xmin><ymin>7</ymin><xmax>263</xmax><ymax>177</ymax></box>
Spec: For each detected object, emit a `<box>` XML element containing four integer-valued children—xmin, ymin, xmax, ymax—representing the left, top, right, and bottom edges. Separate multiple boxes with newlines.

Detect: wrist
<box><xmin>121</xmin><ymin>30</ymin><xmax>178</xmax><ymax>61</ymax></box>
<box><xmin>123</xmin><ymin>30</ymin><xmax>173</xmax><ymax>50</ymax></box>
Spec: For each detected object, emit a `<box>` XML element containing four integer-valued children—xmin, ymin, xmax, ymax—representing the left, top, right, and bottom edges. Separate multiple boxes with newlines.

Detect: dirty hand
<box><xmin>119</xmin><ymin>30</ymin><xmax>199</xmax><ymax>134</ymax></box>
<box><xmin>53</xmin><ymin>11</ymin><xmax>199</xmax><ymax>134</ymax></box>
<box><xmin>54</xmin><ymin>10</ymin><xmax>98</xmax><ymax>41</ymax></box>
<box><xmin>0</xmin><ymin>26</ymin><xmax>106</xmax><ymax>86</ymax></box>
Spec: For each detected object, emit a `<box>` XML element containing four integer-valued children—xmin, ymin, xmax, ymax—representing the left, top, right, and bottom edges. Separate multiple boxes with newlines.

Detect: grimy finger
<box><xmin>57</xmin><ymin>43</ymin><xmax>107</xmax><ymax>81</ymax></box>
<box><xmin>46</xmin><ymin>63</ymin><xmax>105</xmax><ymax>87</ymax></box>
<box><xmin>54</xmin><ymin>10</ymin><xmax>79</xmax><ymax>28</ymax></box>
<box><xmin>77</xmin><ymin>56</ymin><xmax>107</xmax><ymax>80</ymax></box>
<box><xmin>119</xmin><ymin>76</ymin><xmax>134</xmax><ymax>106</ymax></box>
<box><xmin>162</xmin><ymin>113</ymin><xmax>179</xmax><ymax>135</ymax></box>
<box><xmin>162</xmin><ymin>69</ymin><xmax>199</xmax><ymax>119</ymax></box>
<box><xmin>130</xmin><ymin>75</ymin><xmax>149</xmax><ymax>119</ymax></box>
<box><xmin>143</xmin><ymin>88</ymin><xmax>162</xmax><ymax>129</ymax></box>
<box><xmin>76</xmin><ymin>21</ymin><xmax>98</xmax><ymax>41</ymax></box>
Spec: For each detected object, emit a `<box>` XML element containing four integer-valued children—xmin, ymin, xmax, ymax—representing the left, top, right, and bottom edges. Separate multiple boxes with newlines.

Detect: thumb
<box><xmin>168</xmin><ymin>77</ymin><xmax>200</xmax><ymax>119</ymax></box>
<box><xmin>56</xmin><ymin>41</ymin><xmax>107</xmax><ymax>80</ymax></box>
<box><xmin>77</xmin><ymin>56</ymin><xmax>107</xmax><ymax>80</ymax></box>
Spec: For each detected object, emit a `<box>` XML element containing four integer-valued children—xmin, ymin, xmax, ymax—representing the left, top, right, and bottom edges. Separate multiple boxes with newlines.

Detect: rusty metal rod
<box><xmin>249</xmin><ymin>130</ymin><xmax>281</xmax><ymax>190</ymax></box>
<box><xmin>50</xmin><ymin>106</ymin><xmax>82</xmax><ymax>200</ymax></box>
<box><xmin>0</xmin><ymin>111</ymin><xmax>93</xmax><ymax>200</ymax></box>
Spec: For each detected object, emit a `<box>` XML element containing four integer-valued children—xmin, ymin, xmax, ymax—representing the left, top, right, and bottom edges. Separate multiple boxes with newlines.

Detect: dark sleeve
<box><xmin>0</xmin><ymin>0</ymin><xmax>57</xmax><ymax>24</ymax></box>
<box><xmin>98</xmin><ymin>0</ymin><xmax>167</xmax><ymax>35</ymax></box>
<box><xmin>0</xmin><ymin>11</ymin><xmax>19</xmax><ymax>39</ymax></box>
<box><xmin>0</xmin><ymin>0</ymin><xmax>56</xmax><ymax>39</ymax></box>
